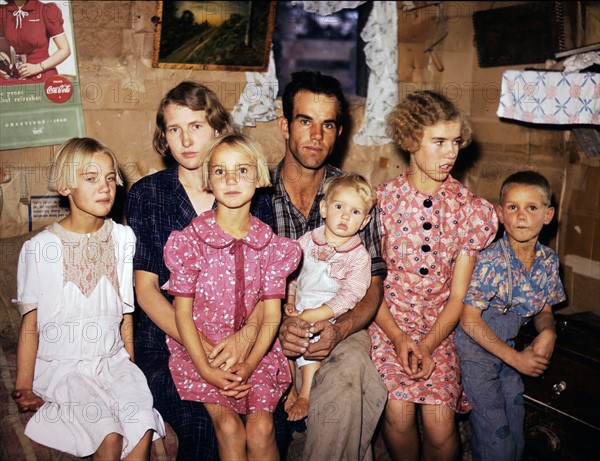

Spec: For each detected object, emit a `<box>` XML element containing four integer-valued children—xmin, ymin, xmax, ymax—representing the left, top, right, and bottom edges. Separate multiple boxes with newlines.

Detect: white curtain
<box><xmin>353</xmin><ymin>1</ymin><xmax>398</xmax><ymax>146</ymax></box>
<box><xmin>233</xmin><ymin>1</ymin><xmax>399</xmax><ymax>146</ymax></box>
<box><xmin>232</xmin><ymin>48</ymin><xmax>279</xmax><ymax>128</ymax></box>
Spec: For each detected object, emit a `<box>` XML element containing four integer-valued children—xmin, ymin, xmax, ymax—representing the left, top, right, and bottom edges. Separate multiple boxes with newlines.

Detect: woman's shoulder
<box><xmin>129</xmin><ymin>167</ymin><xmax>176</xmax><ymax>194</ymax></box>
<box><xmin>41</xmin><ymin>1</ymin><xmax>61</xmax><ymax>12</ymax></box>
<box><xmin>110</xmin><ymin>220</ymin><xmax>136</xmax><ymax>241</ymax></box>
<box><xmin>40</xmin><ymin>1</ymin><xmax>63</xmax><ymax>20</ymax></box>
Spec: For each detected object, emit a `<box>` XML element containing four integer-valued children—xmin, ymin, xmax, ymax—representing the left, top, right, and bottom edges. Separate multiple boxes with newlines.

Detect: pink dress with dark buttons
<box><xmin>163</xmin><ymin>209</ymin><xmax>301</xmax><ymax>414</ymax></box>
<box><xmin>368</xmin><ymin>173</ymin><xmax>497</xmax><ymax>412</ymax></box>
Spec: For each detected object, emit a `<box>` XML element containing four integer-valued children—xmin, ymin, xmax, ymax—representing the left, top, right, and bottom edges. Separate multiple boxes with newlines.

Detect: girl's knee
<box><xmin>421</xmin><ymin>406</ymin><xmax>458</xmax><ymax>444</ymax></box>
<box><xmin>215</xmin><ymin>416</ymin><xmax>246</xmax><ymax>440</ymax></box>
<box><xmin>246</xmin><ymin>411</ymin><xmax>274</xmax><ymax>439</ymax></box>
<box><xmin>94</xmin><ymin>432</ymin><xmax>123</xmax><ymax>460</ymax></box>
<box><xmin>206</xmin><ymin>404</ymin><xmax>245</xmax><ymax>439</ymax></box>
<box><xmin>384</xmin><ymin>400</ymin><xmax>417</xmax><ymax>430</ymax></box>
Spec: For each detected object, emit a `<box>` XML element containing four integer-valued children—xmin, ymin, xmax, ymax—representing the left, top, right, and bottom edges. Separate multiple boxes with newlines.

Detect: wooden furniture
<box><xmin>515</xmin><ymin>312</ymin><xmax>600</xmax><ymax>460</ymax></box>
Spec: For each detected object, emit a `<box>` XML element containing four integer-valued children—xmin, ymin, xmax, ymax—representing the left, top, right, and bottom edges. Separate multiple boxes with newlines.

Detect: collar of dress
<box><xmin>47</xmin><ymin>219</ymin><xmax>113</xmax><ymax>244</ymax></box>
<box><xmin>189</xmin><ymin>209</ymin><xmax>273</xmax><ymax>251</ymax></box>
<box><xmin>8</xmin><ymin>1</ymin><xmax>39</xmax><ymax>14</ymax></box>
<box><xmin>310</xmin><ymin>225</ymin><xmax>362</xmax><ymax>254</ymax></box>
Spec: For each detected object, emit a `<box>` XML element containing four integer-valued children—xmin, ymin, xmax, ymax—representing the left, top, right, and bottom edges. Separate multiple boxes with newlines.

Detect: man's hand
<box><xmin>12</xmin><ymin>389</ymin><xmax>44</xmax><ymax>413</ymax></box>
<box><xmin>302</xmin><ymin>320</ymin><xmax>342</xmax><ymax>361</ymax></box>
<box><xmin>279</xmin><ymin>316</ymin><xmax>313</xmax><ymax>358</ymax></box>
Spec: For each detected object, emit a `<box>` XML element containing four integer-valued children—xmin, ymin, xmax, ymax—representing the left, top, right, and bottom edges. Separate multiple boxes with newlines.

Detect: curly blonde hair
<box><xmin>386</xmin><ymin>91</ymin><xmax>472</xmax><ymax>153</ymax></box>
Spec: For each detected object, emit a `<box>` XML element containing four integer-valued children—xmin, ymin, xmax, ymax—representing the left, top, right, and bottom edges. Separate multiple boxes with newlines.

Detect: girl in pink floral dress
<box><xmin>369</xmin><ymin>91</ymin><xmax>497</xmax><ymax>461</ymax></box>
<box><xmin>163</xmin><ymin>133</ymin><xmax>301</xmax><ymax>461</ymax></box>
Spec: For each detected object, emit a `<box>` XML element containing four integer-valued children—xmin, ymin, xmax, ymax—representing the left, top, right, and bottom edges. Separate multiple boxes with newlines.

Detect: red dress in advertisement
<box><xmin>0</xmin><ymin>0</ymin><xmax>66</xmax><ymax>85</ymax></box>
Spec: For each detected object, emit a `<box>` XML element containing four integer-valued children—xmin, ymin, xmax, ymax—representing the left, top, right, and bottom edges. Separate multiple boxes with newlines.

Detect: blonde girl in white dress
<box><xmin>12</xmin><ymin>137</ymin><xmax>165</xmax><ymax>460</ymax></box>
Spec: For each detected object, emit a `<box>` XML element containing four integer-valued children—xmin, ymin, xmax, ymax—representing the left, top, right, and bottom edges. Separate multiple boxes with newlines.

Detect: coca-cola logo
<box><xmin>45</xmin><ymin>76</ymin><xmax>73</xmax><ymax>103</ymax></box>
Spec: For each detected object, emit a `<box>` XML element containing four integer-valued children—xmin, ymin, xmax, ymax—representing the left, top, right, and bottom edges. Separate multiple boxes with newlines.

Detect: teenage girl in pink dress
<box><xmin>369</xmin><ymin>91</ymin><xmax>498</xmax><ymax>461</ymax></box>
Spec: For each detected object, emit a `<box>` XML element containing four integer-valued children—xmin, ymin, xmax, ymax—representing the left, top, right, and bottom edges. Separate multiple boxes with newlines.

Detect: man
<box><xmin>273</xmin><ymin>71</ymin><xmax>388</xmax><ymax>460</ymax></box>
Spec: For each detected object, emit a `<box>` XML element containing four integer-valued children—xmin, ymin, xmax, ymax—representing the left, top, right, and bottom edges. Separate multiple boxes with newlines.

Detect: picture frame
<box><xmin>152</xmin><ymin>1</ymin><xmax>276</xmax><ymax>72</ymax></box>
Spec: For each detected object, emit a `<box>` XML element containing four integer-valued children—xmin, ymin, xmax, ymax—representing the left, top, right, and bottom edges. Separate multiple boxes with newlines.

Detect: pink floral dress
<box><xmin>368</xmin><ymin>174</ymin><xmax>497</xmax><ymax>412</ymax></box>
<box><xmin>163</xmin><ymin>210</ymin><xmax>301</xmax><ymax>414</ymax></box>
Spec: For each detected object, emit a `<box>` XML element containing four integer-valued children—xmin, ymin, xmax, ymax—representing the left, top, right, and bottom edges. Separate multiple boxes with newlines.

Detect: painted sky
<box><xmin>174</xmin><ymin>1</ymin><xmax>250</xmax><ymax>27</ymax></box>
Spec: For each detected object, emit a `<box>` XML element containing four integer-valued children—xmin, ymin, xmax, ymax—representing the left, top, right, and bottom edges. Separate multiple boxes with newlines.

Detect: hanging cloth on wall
<box><xmin>353</xmin><ymin>1</ymin><xmax>398</xmax><ymax>146</ymax></box>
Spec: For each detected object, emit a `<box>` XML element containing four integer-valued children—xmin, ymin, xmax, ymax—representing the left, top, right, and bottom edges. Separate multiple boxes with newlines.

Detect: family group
<box><xmin>12</xmin><ymin>71</ymin><xmax>565</xmax><ymax>461</ymax></box>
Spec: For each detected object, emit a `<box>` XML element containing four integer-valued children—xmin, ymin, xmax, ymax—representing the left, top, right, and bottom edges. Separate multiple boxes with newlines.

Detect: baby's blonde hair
<box><xmin>201</xmin><ymin>133</ymin><xmax>271</xmax><ymax>190</ymax></box>
<box><xmin>48</xmin><ymin>137</ymin><xmax>123</xmax><ymax>191</ymax></box>
<box><xmin>322</xmin><ymin>173</ymin><xmax>376</xmax><ymax>211</ymax></box>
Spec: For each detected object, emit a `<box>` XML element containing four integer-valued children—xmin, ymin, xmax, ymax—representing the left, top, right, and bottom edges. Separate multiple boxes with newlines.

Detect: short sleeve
<box><xmin>14</xmin><ymin>239</ymin><xmax>41</xmax><ymax>316</ymax></box>
<box><xmin>545</xmin><ymin>252</ymin><xmax>567</xmax><ymax>306</ymax></box>
<box><xmin>461</xmin><ymin>196</ymin><xmax>498</xmax><ymax>256</ymax></box>
<box><xmin>463</xmin><ymin>255</ymin><xmax>497</xmax><ymax>310</ymax></box>
<box><xmin>42</xmin><ymin>2</ymin><xmax>65</xmax><ymax>38</ymax></box>
<box><xmin>262</xmin><ymin>237</ymin><xmax>301</xmax><ymax>300</ymax></box>
<box><xmin>118</xmin><ymin>226</ymin><xmax>136</xmax><ymax>314</ymax></box>
<box><xmin>163</xmin><ymin>227</ymin><xmax>202</xmax><ymax>298</ymax></box>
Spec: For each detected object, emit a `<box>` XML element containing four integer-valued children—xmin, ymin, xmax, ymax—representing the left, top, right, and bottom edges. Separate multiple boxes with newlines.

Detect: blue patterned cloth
<box><xmin>464</xmin><ymin>232</ymin><xmax>566</xmax><ymax>320</ymax></box>
<box><xmin>456</xmin><ymin>231</ymin><xmax>566</xmax><ymax>460</ymax></box>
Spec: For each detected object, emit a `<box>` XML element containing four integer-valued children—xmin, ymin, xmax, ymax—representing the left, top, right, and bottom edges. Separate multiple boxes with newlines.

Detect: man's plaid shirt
<box><xmin>270</xmin><ymin>162</ymin><xmax>387</xmax><ymax>278</ymax></box>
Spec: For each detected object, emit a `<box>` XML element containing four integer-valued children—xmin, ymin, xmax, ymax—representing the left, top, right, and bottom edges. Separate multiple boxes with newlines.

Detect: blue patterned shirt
<box><xmin>464</xmin><ymin>232</ymin><xmax>566</xmax><ymax>317</ymax></box>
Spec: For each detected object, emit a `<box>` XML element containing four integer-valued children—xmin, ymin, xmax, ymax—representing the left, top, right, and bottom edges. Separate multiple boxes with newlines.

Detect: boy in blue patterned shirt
<box><xmin>455</xmin><ymin>170</ymin><xmax>566</xmax><ymax>461</ymax></box>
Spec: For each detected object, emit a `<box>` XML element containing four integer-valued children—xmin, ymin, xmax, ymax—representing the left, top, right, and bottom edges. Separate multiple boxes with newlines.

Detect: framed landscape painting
<box><xmin>152</xmin><ymin>1</ymin><xmax>276</xmax><ymax>72</ymax></box>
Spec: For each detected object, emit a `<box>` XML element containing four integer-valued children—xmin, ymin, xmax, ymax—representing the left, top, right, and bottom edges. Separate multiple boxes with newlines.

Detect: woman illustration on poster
<box><xmin>0</xmin><ymin>0</ymin><xmax>71</xmax><ymax>85</ymax></box>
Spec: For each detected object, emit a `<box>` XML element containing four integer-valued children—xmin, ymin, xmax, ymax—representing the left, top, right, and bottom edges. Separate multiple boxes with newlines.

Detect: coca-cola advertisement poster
<box><xmin>0</xmin><ymin>0</ymin><xmax>85</xmax><ymax>150</ymax></box>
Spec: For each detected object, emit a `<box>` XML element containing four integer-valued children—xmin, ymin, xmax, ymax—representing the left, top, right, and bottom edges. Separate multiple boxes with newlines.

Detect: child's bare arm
<box><xmin>227</xmin><ymin>299</ymin><xmax>282</xmax><ymax>398</ymax></box>
<box><xmin>174</xmin><ymin>296</ymin><xmax>241</xmax><ymax>390</ymax></box>
<box><xmin>239</xmin><ymin>298</ymin><xmax>282</xmax><ymax>375</ymax></box>
<box><xmin>13</xmin><ymin>310</ymin><xmax>44</xmax><ymax>412</ymax></box>
<box><xmin>285</xmin><ymin>294</ymin><xmax>299</xmax><ymax>316</ymax></box>
<box><xmin>121</xmin><ymin>313</ymin><xmax>134</xmax><ymax>361</ymax></box>
<box><xmin>209</xmin><ymin>300</ymin><xmax>264</xmax><ymax>371</ymax></box>
<box><xmin>530</xmin><ymin>305</ymin><xmax>556</xmax><ymax>359</ymax></box>
<box><xmin>460</xmin><ymin>304</ymin><xmax>549</xmax><ymax>376</ymax></box>
<box><xmin>424</xmin><ymin>253</ymin><xmax>475</xmax><ymax>354</ymax></box>
<box><xmin>298</xmin><ymin>304</ymin><xmax>335</xmax><ymax>323</ymax></box>
<box><xmin>374</xmin><ymin>299</ymin><xmax>426</xmax><ymax>378</ymax></box>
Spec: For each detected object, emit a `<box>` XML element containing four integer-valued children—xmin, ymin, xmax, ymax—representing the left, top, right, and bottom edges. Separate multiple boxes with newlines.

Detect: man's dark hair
<box><xmin>281</xmin><ymin>71</ymin><xmax>347</xmax><ymax>126</ymax></box>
